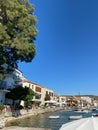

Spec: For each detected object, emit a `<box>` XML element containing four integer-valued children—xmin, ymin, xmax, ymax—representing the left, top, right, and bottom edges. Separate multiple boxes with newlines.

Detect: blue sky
<box><xmin>19</xmin><ymin>0</ymin><xmax>98</xmax><ymax>95</ymax></box>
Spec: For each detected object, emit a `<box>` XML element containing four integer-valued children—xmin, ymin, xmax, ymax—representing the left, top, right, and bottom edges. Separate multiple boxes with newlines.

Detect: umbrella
<box><xmin>59</xmin><ymin>117</ymin><xmax>98</xmax><ymax>130</ymax></box>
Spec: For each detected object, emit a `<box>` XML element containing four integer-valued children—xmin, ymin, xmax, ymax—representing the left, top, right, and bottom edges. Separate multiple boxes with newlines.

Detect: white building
<box><xmin>59</xmin><ymin>96</ymin><xmax>67</xmax><ymax>107</ymax></box>
<box><xmin>93</xmin><ymin>100</ymin><xmax>98</xmax><ymax>107</ymax></box>
<box><xmin>0</xmin><ymin>69</ymin><xmax>24</xmax><ymax>104</ymax></box>
<box><xmin>0</xmin><ymin>67</ymin><xmax>55</xmax><ymax>107</ymax></box>
<box><xmin>81</xmin><ymin>96</ymin><xmax>92</xmax><ymax>108</ymax></box>
<box><xmin>21</xmin><ymin>79</ymin><xmax>54</xmax><ymax>106</ymax></box>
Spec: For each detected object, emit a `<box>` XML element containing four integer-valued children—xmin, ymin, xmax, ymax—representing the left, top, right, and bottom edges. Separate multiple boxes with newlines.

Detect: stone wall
<box><xmin>0</xmin><ymin>107</ymin><xmax>64</xmax><ymax>128</ymax></box>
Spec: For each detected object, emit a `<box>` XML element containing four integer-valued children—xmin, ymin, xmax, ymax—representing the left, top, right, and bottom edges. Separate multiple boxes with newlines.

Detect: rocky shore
<box><xmin>3</xmin><ymin>126</ymin><xmax>51</xmax><ymax>130</ymax></box>
<box><xmin>0</xmin><ymin>107</ymin><xmax>64</xmax><ymax>129</ymax></box>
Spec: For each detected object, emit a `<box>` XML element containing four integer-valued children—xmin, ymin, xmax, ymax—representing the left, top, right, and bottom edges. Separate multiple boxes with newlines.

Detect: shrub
<box><xmin>0</xmin><ymin>104</ymin><xmax>4</xmax><ymax>110</ymax></box>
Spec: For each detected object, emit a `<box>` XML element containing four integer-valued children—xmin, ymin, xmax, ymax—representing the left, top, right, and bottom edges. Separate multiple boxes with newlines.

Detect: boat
<box><xmin>59</xmin><ymin>117</ymin><xmax>98</xmax><ymax>130</ymax></box>
<box><xmin>92</xmin><ymin>113</ymin><xmax>98</xmax><ymax>117</ymax></box>
<box><xmin>92</xmin><ymin>108</ymin><xmax>97</xmax><ymax>111</ymax></box>
<box><xmin>74</xmin><ymin>109</ymin><xmax>91</xmax><ymax>113</ymax></box>
<box><xmin>81</xmin><ymin>109</ymin><xmax>91</xmax><ymax>113</ymax></box>
<box><xmin>68</xmin><ymin>115</ymin><xmax>82</xmax><ymax>120</ymax></box>
<box><xmin>48</xmin><ymin>115</ymin><xmax>60</xmax><ymax>119</ymax></box>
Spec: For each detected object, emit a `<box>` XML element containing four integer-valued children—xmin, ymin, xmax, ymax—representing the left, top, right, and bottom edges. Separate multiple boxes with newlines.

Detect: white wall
<box><xmin>0</xmin><ymin>69</ymin><xmax>24</xmax><ymax>105</ymax></box>
<box><xmin>3</xmin><ymin>76</ymin><xmax>15</xmax><ymax>89</ymax></box>
<box><xmin>0</xmin><ymin>91</ymin><xmax>6</xmax><ymax>104</ymax></box>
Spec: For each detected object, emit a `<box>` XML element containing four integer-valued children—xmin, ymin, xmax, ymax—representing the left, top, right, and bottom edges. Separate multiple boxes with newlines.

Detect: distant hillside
<box><xmin>61</xmin><ymin>95</ymin><xmax>98</xmax><ymax>100</ymax></box>
<box><xmin>79</xmin><ymin>95</ymin><xmax>98</xmax><ymax>100</ymax></box>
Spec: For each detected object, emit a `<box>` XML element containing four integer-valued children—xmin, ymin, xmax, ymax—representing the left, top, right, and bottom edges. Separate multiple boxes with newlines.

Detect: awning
<box><xmin>59</xmin><ymin>117</ymin><xmax>98</xmax><ymax>130</ymax></box>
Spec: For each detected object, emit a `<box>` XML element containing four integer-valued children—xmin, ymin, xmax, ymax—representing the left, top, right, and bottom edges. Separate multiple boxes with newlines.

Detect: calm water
<box><xmin>6</xmin><ymin>109</ymin><xmax>96</xmax><ymax>130</ymax></box>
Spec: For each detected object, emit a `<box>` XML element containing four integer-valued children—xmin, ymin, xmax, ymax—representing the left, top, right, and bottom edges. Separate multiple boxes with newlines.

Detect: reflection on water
<box><xmin>6</xmin><ymin>110</ymin><xmax>94</xmax><ymax>130</ymax></box>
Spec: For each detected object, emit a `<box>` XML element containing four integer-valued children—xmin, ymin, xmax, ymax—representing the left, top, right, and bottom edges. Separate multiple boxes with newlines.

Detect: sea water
<box><xmin>6</xmin><ymin>109</ymin><xmax>95</xmax><ymax>130</ymax></box>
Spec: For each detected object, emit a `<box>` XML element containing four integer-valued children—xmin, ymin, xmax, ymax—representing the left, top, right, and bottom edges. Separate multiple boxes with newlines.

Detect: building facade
<box><xmin>0</xmin><ymin>69</ymin><xmax>24</xmax><ymax>104</ymax></box>
<box><xmin>21</xmin><ymin>79</ymin><xmax>54</xmax><ymax>106</ymax></box>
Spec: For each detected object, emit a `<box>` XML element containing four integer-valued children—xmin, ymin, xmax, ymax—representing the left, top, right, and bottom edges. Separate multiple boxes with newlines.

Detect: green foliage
<box><xmin>23</xmin><ymin>87</ymin><xmax>35</xmax><ymax>106</ymax></box>
<box><xmin>0</xmin><ymin>104</ymin><xmax>4</xmax><ymax>110</ymax></box>
<box><xmin>6</xmin><ymin>85</ymin><xmax>35</xmax><ymax>106</ymax></box>
<box><xmin>0</xmin><ymin>0</ymin><xmax>38</xmax><ymax>75</ymax></box>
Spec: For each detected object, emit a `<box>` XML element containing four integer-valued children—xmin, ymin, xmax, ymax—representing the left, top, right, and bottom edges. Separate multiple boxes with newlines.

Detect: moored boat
<box><xmin>59</xmin><ymin>117</ymin><xmax>98</xmax><ymax>130</ymax></box>
<box><xmin>74</xmin><ymin>109</ymin><xmax>91</xmax><ymax>113</ymax></box>
<box><xmin>92</xmin><ymin>113</ymin><xmax>98</xmax><ymax>117</ymax></box>
<box><xmin>68</xmin><ymin>115</ymin><xmax>82</xmax><ymax>120</ymax></box>
<box><xmin>48</xmin><ymin>115</ymin><xmax>60</xmax><ymax>119</ymax></box>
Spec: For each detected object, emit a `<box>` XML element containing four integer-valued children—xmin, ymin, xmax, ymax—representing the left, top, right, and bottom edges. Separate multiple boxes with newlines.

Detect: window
<box><xmin>35</xmin><ymin>86</ymin><xmax>41</xmax><ymax>92</ymax></box>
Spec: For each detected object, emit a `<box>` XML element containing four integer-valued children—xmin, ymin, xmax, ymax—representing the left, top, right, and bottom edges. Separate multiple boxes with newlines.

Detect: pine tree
<box><xmin>0</xmin><ymin>0</ymin><xmax>38</xmax><ymax>75</ymax></box>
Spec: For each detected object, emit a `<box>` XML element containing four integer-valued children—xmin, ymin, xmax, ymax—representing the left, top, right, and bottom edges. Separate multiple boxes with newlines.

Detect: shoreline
<box><xmin>3</xmin><ymin>107</ymin><xmax>65</xmax><ymax>130</ymax></box>
<box><xmin>4</xmin><ymin>107</ymin><xmax>64</xmax><ymax>123</ymax></box>
<box><xmin>3</xmin><ymin>126</ymin><xmax>51</xmax><ymax>130</ymax></box>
